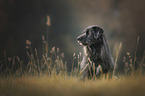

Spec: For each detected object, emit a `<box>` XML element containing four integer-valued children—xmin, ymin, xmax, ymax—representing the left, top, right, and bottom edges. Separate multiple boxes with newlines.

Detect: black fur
<box><xmin>77</xmin><ymin>25</ymin><xmax>114</xmax><ymax>79</ymax></box>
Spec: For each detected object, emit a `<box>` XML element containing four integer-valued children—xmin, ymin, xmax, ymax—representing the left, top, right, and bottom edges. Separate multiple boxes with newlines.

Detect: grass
<box><xmin>0</xmin><ymin>75</ymin><xmax>145</xmax><ymax>96</ymax></box>
<box><xmin>0</xmin><ymin>38</ymin><xmax>144</xmax><ymax>96</ymax></box>
<box><xmin>0</xmin><ymin>17</ymin><xmax>145</xmax><ymax>96</ymax></box>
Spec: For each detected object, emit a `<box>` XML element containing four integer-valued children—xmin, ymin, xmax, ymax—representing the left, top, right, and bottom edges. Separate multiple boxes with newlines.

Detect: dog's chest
<box><xmin>83</xmin><ymin>47</ymin><xmax>88</xmax><ymax>56</ymax></box>
<box><xmin>84</xmin><ymin>46</ymin><xmax>101</xmax><ymax>63</ymax></box>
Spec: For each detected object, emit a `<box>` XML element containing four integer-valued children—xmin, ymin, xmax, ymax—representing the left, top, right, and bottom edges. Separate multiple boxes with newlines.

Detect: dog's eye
<box><xmin>86</xmin><ymin>30</ymin><xmax>90</xmax><ymax>35</ymax></box>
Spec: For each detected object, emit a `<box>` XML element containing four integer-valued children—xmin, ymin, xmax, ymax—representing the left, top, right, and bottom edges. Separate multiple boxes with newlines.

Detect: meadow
<box><xmin>0</xmin><ymin>74</ymin><xmax>145</xmax><ymax>96</ymax></box>
<box><xmin>0</xmin><ymin>31</ymin><xmax>145</xmax><ymax>96</ymax></box>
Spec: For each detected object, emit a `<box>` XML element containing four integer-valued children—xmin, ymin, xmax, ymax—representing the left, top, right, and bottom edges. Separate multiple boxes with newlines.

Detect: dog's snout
<box><xmin>77</xmin><ymin>37</ymin><xmax>81</xmax><ymax>41</ymax></box>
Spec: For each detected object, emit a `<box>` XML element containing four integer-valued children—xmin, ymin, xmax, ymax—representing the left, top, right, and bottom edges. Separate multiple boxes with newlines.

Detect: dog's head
<box><xmin>77</xmin><ymin>25</ymin><xmax>104</xmax><ymax>46</ymax></box>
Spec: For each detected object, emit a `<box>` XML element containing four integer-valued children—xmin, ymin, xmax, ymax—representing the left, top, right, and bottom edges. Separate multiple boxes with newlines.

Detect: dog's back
<box><xmin>77</xmin><ymin>25</ymin><xmax>114</xmax><ymax>79</ymax></box>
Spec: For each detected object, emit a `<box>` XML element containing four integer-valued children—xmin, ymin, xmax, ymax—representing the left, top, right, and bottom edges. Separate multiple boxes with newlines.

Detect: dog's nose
<box><xmin>77</xmin><ymin>37</ymin><xmax>81</xmax><ymax>41</ymax></box>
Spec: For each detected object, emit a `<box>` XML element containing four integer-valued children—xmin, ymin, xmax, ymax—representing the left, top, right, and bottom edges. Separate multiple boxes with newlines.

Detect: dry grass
<box><xmin>0</xmin><ymin>75</ymin><xmax>145</xmax><ymax>96</ymax></box>
<box><xmin>0</xmin><ymin>19</ymin><xmax>145</xmax><ymax>96</ymax></box>
<box><xmin>0</xmin><ymin>39</ymin><xmax>144</xmax><ymax>96</ymax></box>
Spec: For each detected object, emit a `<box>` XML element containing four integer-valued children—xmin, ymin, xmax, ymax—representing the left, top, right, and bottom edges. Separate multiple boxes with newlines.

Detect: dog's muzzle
<box><xmin>77</xmin><ymin>37</ymin><xmax>82</xmax><ymax>45</ymax></box>
<box><xmin>77</xmin><ymin>36</ymin><xmax>88</xmax><ymax>46</ymax></box>
<box><xmin>77</xmin><ymin>36</ymin><xmax>81</xmax><ymax>41</ymax></box>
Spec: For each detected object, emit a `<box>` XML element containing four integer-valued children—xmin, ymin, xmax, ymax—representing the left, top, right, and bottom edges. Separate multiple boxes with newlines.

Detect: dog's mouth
<box><xmin>77</xmin><ymin>36</ymin><xmax>88</xmax><ymax>46</ymax></box>
<box><xmin>78</xmin><ymin>41</ymin><xmax>83</xmax><ymax>45</ymax></box>
<box><xmin>78</xmin><ymin>41</ymin><xmax>88</xmax><ymax>46</ymax></box>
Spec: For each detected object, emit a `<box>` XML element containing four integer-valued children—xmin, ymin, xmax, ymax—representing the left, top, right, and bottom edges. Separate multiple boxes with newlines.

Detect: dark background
<box><xmin>0</xmin><ymin>0</ymin><xmax>145</xmax><ymax>72</ymax></box>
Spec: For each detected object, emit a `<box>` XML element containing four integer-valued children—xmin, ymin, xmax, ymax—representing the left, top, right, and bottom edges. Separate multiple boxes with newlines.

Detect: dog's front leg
<box><xmin>80</xmin><ymin>55</ymin><xmax>89</xmax><ymax>79</ymax></box>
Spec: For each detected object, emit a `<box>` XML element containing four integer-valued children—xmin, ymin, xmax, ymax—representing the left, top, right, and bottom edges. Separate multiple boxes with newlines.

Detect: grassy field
<box><xmin>0</xmin><ymin>48</ymin><xmax>145</xmax><ymax>96</ymax></box>
<box><xmin>0</xmin><ymin>30</ymin><xmax>144</xmax><ymax>96</ymax></box>
<box><xmin>0</xmin><ymin>74</ymin><xmax>145</xmax><ymax>96</ymax></box>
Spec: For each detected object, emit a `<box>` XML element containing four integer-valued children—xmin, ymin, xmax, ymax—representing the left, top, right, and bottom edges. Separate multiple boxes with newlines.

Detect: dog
<box><xmin>77</xmin><ymin>25</ymin><xmax>114</xmax><ymax>79</ymax></box>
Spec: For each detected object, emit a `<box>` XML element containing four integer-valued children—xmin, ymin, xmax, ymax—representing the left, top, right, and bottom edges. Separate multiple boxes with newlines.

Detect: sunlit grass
<box><xmin>0</xmin><ymin>17</ymin><xmax>145</xmax><ymax>96</ymax></box>
<box><xmin>0</xmin><ymin>39</ymin><xmax>145</xmax><ymax>96</ymax></box>
<box><xmin>0</xmin><ymin>75</ymin><xmax>145</xmax><ymax>96</ymax></box>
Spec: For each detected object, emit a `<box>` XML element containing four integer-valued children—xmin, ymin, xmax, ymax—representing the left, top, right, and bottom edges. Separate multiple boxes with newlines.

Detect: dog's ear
<box><xmin>92</xmin><ymin>26</ymin><xmax>104</xmax><ymax>39</ymax></box>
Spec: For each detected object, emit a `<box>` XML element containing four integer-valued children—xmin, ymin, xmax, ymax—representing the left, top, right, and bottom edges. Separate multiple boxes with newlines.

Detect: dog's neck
<box><xmin>87</xmin><ymin>44</ymin><xmax>102</xmax><ymax>55</ymax></box>
<box><xmin>84</xmin><ymin>37</ymin><xmax>104</xmax><ymax>61</ymax></box>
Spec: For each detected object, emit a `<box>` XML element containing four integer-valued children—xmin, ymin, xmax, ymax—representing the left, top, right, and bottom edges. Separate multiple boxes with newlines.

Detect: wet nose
<box><xmin>77</xmin><ymin>37</ymin><xmax>81</xmax><ymax>40</ymax></box>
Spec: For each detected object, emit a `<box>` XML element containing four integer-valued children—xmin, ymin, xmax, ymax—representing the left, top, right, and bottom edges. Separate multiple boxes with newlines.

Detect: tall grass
<box><xmin>0</xmin><ymin>16</ymin><xmax>145</xmax><ymax>96</ymax></box>
<box><xmin>0</xmin><ymin>31</ymin><xmax>144</xmax><ymax>78</ymax></box>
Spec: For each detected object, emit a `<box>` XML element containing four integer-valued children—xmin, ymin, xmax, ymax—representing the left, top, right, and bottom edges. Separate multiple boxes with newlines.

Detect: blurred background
<box><xmin>0</xmin><ymin>0</ymin><xmax>145</xmax><ymax>72</ymax></box>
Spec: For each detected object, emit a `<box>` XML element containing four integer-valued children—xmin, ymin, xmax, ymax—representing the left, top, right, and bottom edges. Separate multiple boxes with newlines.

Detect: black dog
<box><xmin>77</xmin><ymin>25</ymin><xmax>114</xmax><ymax>79</ymax></box>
